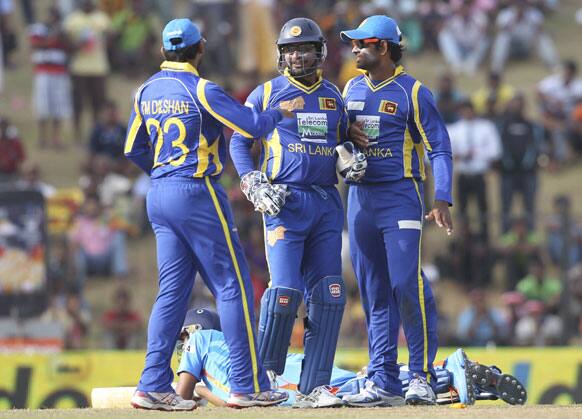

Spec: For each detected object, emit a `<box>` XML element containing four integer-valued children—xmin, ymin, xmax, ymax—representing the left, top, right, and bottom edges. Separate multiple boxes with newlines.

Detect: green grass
<box><xmin>1</xmin><ymin>1</ymin><xmax>582</xmax><ymax>339</ymax></box>
<box><xmin>2</xmin><ymin>406</ymin><xmax>582</xmax><ymax>419</ymax></box>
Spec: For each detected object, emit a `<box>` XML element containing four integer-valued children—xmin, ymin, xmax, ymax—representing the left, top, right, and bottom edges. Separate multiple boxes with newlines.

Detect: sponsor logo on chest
<box><xmin>355</xmin><ymin>115</ymin><xmax>380</xmax><ymax>141</ymax></box>
<box><xmin>297</xmin><ymin>113</ymin><xmax>328</xmax><ymax>143</ymax></box>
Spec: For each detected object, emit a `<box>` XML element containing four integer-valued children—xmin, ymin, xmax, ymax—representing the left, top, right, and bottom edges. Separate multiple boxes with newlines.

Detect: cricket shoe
<box><xmin>468</xmin><ymin>362</ymin><xmax>527</xmax><ymax>405</ymax></box>
<box><xmin>293</xmin><ymin>385</ymin><xmax>343</xmax><ymax>408</ymax></box>
<box><xmin>343</xmin><ymin>380</ymin><xmax>405</xmax><ymax>407</ymax></box>
<box><xmin>405</xmin><ymin>374</ymin><xmax>436</xmax><ymax>405</ymax></box>
<box><xmin>444</xmin><ymin>349</ymin><xmax>475</xmax><ymax>405</ymax></box>
<box><xmin>130</xmin><ymin>390</ymin><xmax>196</xmax><ymax>411</ymax></box>
<box><xmin>227</xmin><ymin>389</ymin><xmax>288</xmax><ymax>408</ymax></box>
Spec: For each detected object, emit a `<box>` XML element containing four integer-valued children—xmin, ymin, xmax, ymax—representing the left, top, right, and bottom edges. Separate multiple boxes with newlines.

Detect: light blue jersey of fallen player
<box><xmin>177</xmin><ymin>329</ymin><xmax>355</xmax><ymax>405</ymax></box>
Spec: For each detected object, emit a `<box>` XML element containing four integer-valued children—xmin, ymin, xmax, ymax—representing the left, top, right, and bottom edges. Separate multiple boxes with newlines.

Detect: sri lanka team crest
<box><xmin>379</xmin><ymin>100</ymin><xmax>398</xmax><ymax>115</ymax></box>
<box><xmin>267</xmin><ymin>226</ymin><xmax>287</xmax><ymax>246</ymax></box>
<box><xmin>289</xmin><ymin>26</ymin><xmax>302</xmax><ymax>37</ymax></box>
<box><xmin>319</xmin><ymin>97</ymin><xmax>337</xmax><ymax>111</ymax></box>
<box><xmin>329</xmin><ymin>283</ymin><xmax>341</xmax><ymax>297</ymax></box>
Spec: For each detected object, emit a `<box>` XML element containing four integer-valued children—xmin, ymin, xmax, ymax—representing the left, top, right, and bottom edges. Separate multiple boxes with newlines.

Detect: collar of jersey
<box><xmin>364</xmin><ymin>65</ymin><xmax>405</xmax><ymax>92</ymax></box>
<box><xmin>284</xmin><ymin>69</ymin><xmax>323</xmax><ymax>94</ymax></box>
<box><xmin>160</xmin><ymin>61</ymin><xmax>199</xmax><ymax>76</ymax></box>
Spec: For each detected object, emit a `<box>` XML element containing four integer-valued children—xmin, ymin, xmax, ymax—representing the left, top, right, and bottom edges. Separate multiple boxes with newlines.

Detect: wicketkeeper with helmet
<box><xmin>230</xmin><ymin>17</ymin><xmax>366</xmax><ymax>408</ymax></box>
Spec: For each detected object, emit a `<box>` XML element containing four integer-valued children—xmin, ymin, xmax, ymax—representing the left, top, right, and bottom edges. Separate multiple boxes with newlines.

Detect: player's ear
<box><xmin>379</xmin><ymin>40</ymin><xmax>389</xmax><ymax>57</ymax></box>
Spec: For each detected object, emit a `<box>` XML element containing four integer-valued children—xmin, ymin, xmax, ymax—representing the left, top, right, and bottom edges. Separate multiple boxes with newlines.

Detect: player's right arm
<box><xmin>229</xmin><ymin>84</ymin><xmax>265</xmax><ymax>177</ymax></box>
<box><xmin>124</xmin><ymin>91</ymin><xmax>154</xmax><ymax>174</ymax></box>
<box><xmin>197</xmin><ymin>79</ymin><xmax>287</xmax><ymax>139</ymax></box>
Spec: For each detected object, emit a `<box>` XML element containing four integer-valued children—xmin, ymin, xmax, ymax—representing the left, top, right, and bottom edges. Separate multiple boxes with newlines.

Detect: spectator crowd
<box><xmin>0</xmin><ymin>0</ymin><xmax>582</xmax><ymax>350</ymax></box>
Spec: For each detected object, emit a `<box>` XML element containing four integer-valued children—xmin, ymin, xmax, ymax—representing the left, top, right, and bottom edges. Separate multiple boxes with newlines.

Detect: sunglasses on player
<box><xmin>351</xmin><ymin>38</ymin><xmax>383</xmax><ymax>49</ymax></box>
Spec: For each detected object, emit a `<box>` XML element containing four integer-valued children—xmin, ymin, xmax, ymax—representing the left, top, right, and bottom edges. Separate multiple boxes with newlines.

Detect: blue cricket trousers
<box><xmin>347</xmin><ymin>178</ymin><xmax>438</xmax><ymax>396</ymax></box>
<box><xmin>137</xmin><ymin>177</ymin><xmax>268</xmax><ymax>394</ymax></box>
<box><xmin>263</xmin><ymin>185</ymin><xmax>343</xmax><ymax>292</ymax></box>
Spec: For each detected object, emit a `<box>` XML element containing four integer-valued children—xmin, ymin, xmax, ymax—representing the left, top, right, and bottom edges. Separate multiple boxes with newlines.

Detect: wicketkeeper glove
<box><xmin>335</xmin><ymin>141</ymin><xmax>367</xmax><ymax>182</ymax></box>
<box><xmin>240</xmin><ymin>171</ymin><xmax>289</xmax><ymax>216</ymax></box>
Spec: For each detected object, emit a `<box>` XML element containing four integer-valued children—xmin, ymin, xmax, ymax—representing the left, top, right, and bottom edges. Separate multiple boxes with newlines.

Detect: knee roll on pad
<box><xmin>299</xmin><ymin>276</ymin><xmax>346</xmax><ymax>394</ymax></box>
<box><xmin>257</xmin><ymin>286</ymin><xmax>302</xmax><ymax>375</ymax></box>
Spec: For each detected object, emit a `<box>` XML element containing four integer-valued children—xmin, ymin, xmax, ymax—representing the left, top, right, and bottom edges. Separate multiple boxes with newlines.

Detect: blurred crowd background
<box><xmin>0</xmin><ymin>0</ymin><xmax>581</xmax><ymax>353</ymax></box>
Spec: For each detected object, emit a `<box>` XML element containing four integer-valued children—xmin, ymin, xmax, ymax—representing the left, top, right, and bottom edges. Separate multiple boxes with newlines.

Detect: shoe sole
<box><xmin>468</xmin><ymin>363</ymin><xmax>527</xmax><ymax>405</ymax></box>
<box><xmin>131</xmin><ymin>401</ymin><xmax>196</xmax><ymax>411</ymax></box>
<box><xmin>459</xmin><ymin>350</ymin><xmax>476</xmax><ymax>405</ymax></box>
<box><xmin>344</xmin><ymin>398</ymin><xmax>405</xmax><ymax>408</ymax></box>
<box><xmin>226</xmin><ymin>398</ymin><xmax>288</xmax><ymax>408</ymax></box>
<box><xmin>405</xmin><ymin>396</ymin><xmax>436</xmax><ymax>406</ymax></box>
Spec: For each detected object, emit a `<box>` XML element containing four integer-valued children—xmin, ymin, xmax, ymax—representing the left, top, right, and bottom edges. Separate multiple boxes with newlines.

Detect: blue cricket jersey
<box><xmin>230</xmin><ymin>73</ymin><xmax>348</xmax><ymax>186</ymax></box>
<box><xmin>343</xmin><ymin>66</ymin><xmax>453</xmax><ymax>204</ymax></box>
<box><xmin>124</xmin><ymin>61</ymin><xmax>283</xmax><ymax>178</ymax></box>
<box><xmin>178</xmin><ymin>330</ymin><xmax>355</xmax><ymax>405</ymax></box>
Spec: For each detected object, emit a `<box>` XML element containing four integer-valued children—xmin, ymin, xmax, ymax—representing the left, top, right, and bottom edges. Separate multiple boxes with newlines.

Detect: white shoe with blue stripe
<box><xmin>342</xmin><ymin>380</ymin><xmax>405</xmax><ymax>407</ymax></box>
<box><xmin>227</xmin><ymin>389</ymin><xmax>288</xmax><ymax>408</ymax></box>
<box><xmin>293</xmin><ymin>385</ymin><xmax>344</xmax><ymax>408</ymax></box>
<box><xmin>131</xmin><ymin>390</ymin><xmax>196</xmax><ymax>411</ymax></box>
<box><xmin>405</xmin><ymin>375</ymin><xmax>436</xmax><ymax>405</ymax></box>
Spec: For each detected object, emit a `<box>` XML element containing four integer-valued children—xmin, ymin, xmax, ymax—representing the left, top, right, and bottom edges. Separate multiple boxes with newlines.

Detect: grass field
<box><xmin>1</xmin><ymin>0</ymin><xmax>582</xmax><ymax>377</ymax></box>
<box><xmin>3</xmin><ymin>406</ymin><xmax>582</xmax><ymax>419</ymax></box>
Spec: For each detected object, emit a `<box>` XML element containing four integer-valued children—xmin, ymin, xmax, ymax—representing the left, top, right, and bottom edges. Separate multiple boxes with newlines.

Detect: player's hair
<box><xmin>386</xmin><ymin>42</ymin><xmax>403</xmax><ymax>64</ymax></box>
<box><xmin>162</xmin><ymin>42</ymin><xmax>202</xmax><ymax>63</ymax></box>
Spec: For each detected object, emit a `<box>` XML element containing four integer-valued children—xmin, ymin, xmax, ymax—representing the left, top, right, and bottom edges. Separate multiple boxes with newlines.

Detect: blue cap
<box><xmin>182</xmin><ymin>308</ymin><xmax>221</xmax><ymax>332</ymax></box>
<box><xmin>340</xmin><ymin>15</ymin><xmax>401</xmax><ymax>44</ymax></box>
<box><xmin>162</xmin><ymin>18</ymin><xmax>202</xmax><ymax>51</ymax></box>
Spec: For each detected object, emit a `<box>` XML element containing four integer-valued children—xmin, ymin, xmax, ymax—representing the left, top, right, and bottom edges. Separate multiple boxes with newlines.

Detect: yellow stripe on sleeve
<box><xmin>205</xmin><ymin>177</ymin><xmax>261</xmax><ymax>392</ymax></box>
<box><xmin>403</xmin><ymin>128</ymin><xmax>414</xmax><ymax>177</ymax></box>
<box><xmin>124</xmin><ymin>94</ymin><xmax>144</xmax><ymax>154</ymax></box>
<box><xmin>197</xmin><ymin>79</ymin><xmax>254</xmax><ymax>138</ymax></box>
<box><xmin>269</xmin><ymin>129</ymin><xmax>282</xmax><ymax>181</ymax></box>
<box><xmin>412</xmin><ymin>178</ymin><xmax>429</xmax><ymax>381</ymax></box>
<box><xmin>412</xmin><ymin>81</ymin><xmax>433</xmax><ymax>152</ymax></box>
<box><xmin>260</xmin><ymin>81</ymin><xmax>273</xmax><ymax>174</ymax></box>
<box><xmin>262</xmin><ymin>81</ymin><xmax>272</xmax><ymax>111</ymax></box>
<box><xmin>414</xmin><ymin>143</ymin><xmax>426</xmax><ymax>180</ymax></box>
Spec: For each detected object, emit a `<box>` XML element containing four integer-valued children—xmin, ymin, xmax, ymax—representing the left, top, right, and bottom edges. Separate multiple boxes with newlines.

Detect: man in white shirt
<box><xmin>437</xmin><ymin>0</ymin><xmax>489</xmax><ymax>75</ymax></box>
<box><xmin>491</xmin><ymin>0</ymin><xmax>558</xmax><ymax>73</ymax></box>
<box><xmin>448</xmin><ymin>100</ymin><xmax>502</xmax><ymax>241</ymax></box>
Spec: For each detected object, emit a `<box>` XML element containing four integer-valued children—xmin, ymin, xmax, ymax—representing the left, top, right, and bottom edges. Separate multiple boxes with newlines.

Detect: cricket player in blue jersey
<box><xmin>175</xmin><ymin>308</ymin><xmax>527</xmax><ymax>408</ymax></box>
<box><xmin>124</xmin><ymin>18</ymin><xmax>292</xmax><ymax>411</ymax></box>
<box><xmin>340</xmin><ymin>16</ymin><xmax>454</xmax><ymax>407</ymax></box>
<box><xmin>229</xmin><ymin>17</ymin><xmax>366</xmax><ymax>409</ymax></box>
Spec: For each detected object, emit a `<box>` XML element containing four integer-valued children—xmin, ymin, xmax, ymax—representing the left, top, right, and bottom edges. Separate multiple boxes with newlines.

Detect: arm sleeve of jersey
<box><xmin>124</xmin><ymin>96</ymin><xmax>153</xmax><ymax>174</ymax></box>
<box><xmin>229</xmin><ymin>86</ymin><xmax>264</xmax><ymax>176</ymax></box>
<box><xmin>413</xmin><ymin>84</ymin><xmax>453</xmax><ymax>205</ymax></box>
<box><xmin>197</xmin><ymin>80</ymin><xmax>282</xmax><ymax>139</ymax></box>
<box><xmin>338</xmin><ymin>104</ymin><xmax>350</xmax><ymax>143</ymax></box>
<box><xmin>177</xmin><ymin>333</ymin><xmax>205</xmax><ymax>380</ymax></box>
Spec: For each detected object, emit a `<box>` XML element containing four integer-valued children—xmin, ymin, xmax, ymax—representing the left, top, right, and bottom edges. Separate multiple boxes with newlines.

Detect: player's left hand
<box><xmin>425</xmin><ymin>200</ymin><xmax>453</xmax><ymax>236</ymax></box>
<box><xmin>348</xmin><ymin>121</ymin><xmax>369</xmax><ymax>149</ymax></box>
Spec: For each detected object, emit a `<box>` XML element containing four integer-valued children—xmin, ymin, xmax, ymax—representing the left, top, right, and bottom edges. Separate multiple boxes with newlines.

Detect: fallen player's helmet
<box><xmin>176</xmin><ymin>308</ymin><xmax>221</xmax><ymax>362</ymax></box>
<box><xmin>276</xmin><ymin>17</ymin><xmax>327</xmax><ymax>77</ymax></box>
<box><xmin>181</xmin><ymin>308</ymin><xmax>221</xmax><ymax>336</ymax></box>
